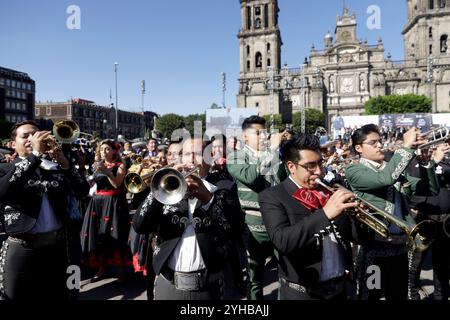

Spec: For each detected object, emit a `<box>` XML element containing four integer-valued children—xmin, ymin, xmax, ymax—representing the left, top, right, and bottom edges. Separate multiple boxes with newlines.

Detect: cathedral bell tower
<box><xmin>403</xmin><ymin>0</ymin><xmax>450</xmax><ymax>60</ymax></box>
<box><xmin>237</xmin><ymin>0</ymin><xmax>283</xmax><ymax>115</ymax></box>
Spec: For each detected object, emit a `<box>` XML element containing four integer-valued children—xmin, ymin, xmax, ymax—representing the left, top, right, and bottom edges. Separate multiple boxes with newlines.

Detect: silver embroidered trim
<box><xmin>9</xmin><ymin>159</ymin><xmax>31</xmax><ymax>182</ymax></box>
<box><xmin>162</xmin><ymin>204</ymin><xmax>177</xmax><ymax>216</ymax></box>
<box><xmin>0</xmin><ymin>241</ymin><xmax>8</xmax><ymax>299</ymax></box>
<box><xmin>247</xmin><ymin>224</ymin><xmax>266</xmax><ymax>232</ymax></box>
<box><xmin>139</xmin><ymin>192</ymin><xmax>154</xmax><ymax>216</ymax></box>
<box><xmin>384</xmin><ymin>202</ymin><xmax>394</xmax><ymax>215</ymax></box>
<box><xmin>240</xmin><ymin>200</ymin><xmax>260</xmax><ymax>209</ymax></box>
<box><xmin>392</xmin><ymin>149</ymin><xmax>413</xmax><ymax>180</ymax></box>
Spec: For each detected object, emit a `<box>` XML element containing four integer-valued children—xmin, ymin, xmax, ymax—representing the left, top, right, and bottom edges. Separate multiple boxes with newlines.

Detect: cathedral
<box><xmin>236</xmin><ymin>0</ymin><xmax>450</xmax><ymax>128</ymax></box>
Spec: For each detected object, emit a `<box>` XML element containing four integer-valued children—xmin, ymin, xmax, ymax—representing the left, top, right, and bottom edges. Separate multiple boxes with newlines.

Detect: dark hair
<box><xmin>10</xmin><ymin>120</ymin><xmax>39</xmax><ymax>140</ymax></box>
<box><xmin>351</xmin><ymin>124</ymin><xmax>380</xmax><ymax>154</ymax></box>
<box><xmin>211</xmin><ymin>134</ymin><xmax>227</xmax><ymax>145</ymax></box>
<box><xmin>242</xmin><ymin>115</ymin><xmax>266</xmax><ymax>131</ymax></box>
<box><xmin>280</xmin><ymin>134</ymin><xmax>321</xmax><ymax>163</ymax></box>
<box><xmin>98</xmin><ymin>139</ymin><xmax>122</xmax><ymax>162</ymax></box>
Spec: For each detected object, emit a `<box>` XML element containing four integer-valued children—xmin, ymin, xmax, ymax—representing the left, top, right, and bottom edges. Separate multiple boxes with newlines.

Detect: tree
<box><xmin>364</xmin><ymin>94</ymin><xmax>432</xmax><ymax>115</ymax></box>
<box><xmin>184</xmin><ymin>113</ymin><xmax>206</xmax><ymax>136</ymax></box>
<box><xmin>263</xmin><ymin>109</ymin><xmax>325</xmax><ymax>134</ymax></box>
<box><xmin>155</xmin><ymin>113</ymin><xmax>185</xmax><ymax>139</ymax></box>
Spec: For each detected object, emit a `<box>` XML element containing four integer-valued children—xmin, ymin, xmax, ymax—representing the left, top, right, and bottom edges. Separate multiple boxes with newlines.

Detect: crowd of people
<box><xmin>0</xmin><ymin>116</ymin><xmax>449</xmax><ymax>301</ymax></box>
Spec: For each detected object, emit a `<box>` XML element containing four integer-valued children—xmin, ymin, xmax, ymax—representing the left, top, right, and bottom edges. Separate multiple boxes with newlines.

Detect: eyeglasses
<box><xmin>246</xmin><ymin>129</ymin><xmax>267</xmax><ymax>136</ymax></box>
<box><xmin>362</xmin><ymin>139</ymin><xmax>383</xmax><ymax>147</ymax></box>
<box><xmin>296</xmin><ymin>159</ymin><xmax>323</xmax><ymax>172</ymax></box>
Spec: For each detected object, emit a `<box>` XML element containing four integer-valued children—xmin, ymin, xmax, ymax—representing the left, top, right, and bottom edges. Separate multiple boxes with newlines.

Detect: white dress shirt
<box><xmin>167</xmin><ymin>179</ymin><xmax>217</xmax><ymax>272</ymax></box>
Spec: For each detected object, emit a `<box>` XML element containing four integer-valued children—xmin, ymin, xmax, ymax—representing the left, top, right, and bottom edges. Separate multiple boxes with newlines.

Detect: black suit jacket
<box><xmin>132</xmin><ymin>176</ymin><xmax>242</xmax><ymax>275</ymax></box>
<box><xmin>258</xmin><ymin>178</ymin><xmax>355</xmax><ymax>288</ymax></box>
<box><xmin>0</xmin><ymin>154</ymin><xmax>90</xmax><ymax>235</ymax></box>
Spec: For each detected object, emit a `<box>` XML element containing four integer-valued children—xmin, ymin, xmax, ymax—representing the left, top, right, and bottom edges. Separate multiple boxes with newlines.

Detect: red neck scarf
<box><xmin>292</xmin><ymin>187</ymin><xmax>332</xmax><ymax>212</ymax></box>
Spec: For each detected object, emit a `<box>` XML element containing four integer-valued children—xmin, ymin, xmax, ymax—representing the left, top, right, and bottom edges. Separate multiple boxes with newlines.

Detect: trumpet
<box><xmin>315</xmin><ymin>179</ymin><xmax>435</xmax><ymax>252</ymax></box>
<box><xmin>150</xmin><ymin>166</ymin><xmax>200</xmax><ymax>205</ymax></box>
<box><xmin>43</xmin><ymin>120</ymin><xmax>80</xmax><ymax>153</ymax></box>
<box><xmin>124</xmin><ymin>162</ymin><xmax>167</xmax><ymax>194</ymax></box>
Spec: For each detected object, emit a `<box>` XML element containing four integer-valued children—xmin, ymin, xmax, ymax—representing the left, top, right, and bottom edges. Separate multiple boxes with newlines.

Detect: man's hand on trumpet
<box><xmin>432</xmin><ymin>143</ymin><xmax>450</xmax><ymax>163</ymax></box>
<box><xmin>403</xmin><ymin>127</ymin><xmax>425</xmax><ymax>149</ymax></box>
<box><xmin>322</xmin><ymin>188</ymin><xmax>358</xmax><ymax>220</ymax></box>
<box><xmin>29</xmin><ymin>130</ymin><xmax>51</xmax><ymax>156</ymax></box>
<box><xmin>185</xmin><ymin>174</ymin><xmax>213</xmax><ymax>204</ymax></box>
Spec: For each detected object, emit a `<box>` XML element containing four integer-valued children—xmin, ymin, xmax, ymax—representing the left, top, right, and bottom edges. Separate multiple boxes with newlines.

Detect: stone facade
<box><xmin>35</xmin><ymin>98</ymin><xmax>157</xmax><ymax>140</ymax></box>
<box><xmin>236</xmin><ymin>0</ymin><xmax>450</xmax><ymax>128</ymax></box>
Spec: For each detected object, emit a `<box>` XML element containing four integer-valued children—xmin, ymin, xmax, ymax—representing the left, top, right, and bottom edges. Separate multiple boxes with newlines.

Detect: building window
<box><xmin>247</xmin><ymin>60</ymin><xmax>251</xmax><ymax>71</ymax></box>
<box><xmin>267</xmin><ymin>59</ymin><xmax>271</xmax><ymax>67</ymax></box>
<box><xmin>439</xmin><ymin>0</ymin><xmax>446</xmax><ymax>8</ymax></box>
<box><xmin>27</xmin><ymin>83</ymin><xmax>32</xmax><ymax>90</ymax></box>
<box><xmin>429</xmin><ymin>0</ymin><xmax>434</xmax><ymax>9</ymax></box>
<box><xmin>430</xmin><ymin>44</ymin><xmax>433</xmax><ymax>54</ymax></box>
<box><xmin>0</xmin><ymin>78</ymin><xmax>4</xmax><ymax>85</ymax></box>
<box><xmin>35</xmin><ymin>107</ymin><xmax>40</xmax><ymax>117</ymax></box>
<box><xmin>255</xmin><ymin>18</ymin><xmax>261</xmax><ymax>29</ymax></box>
<box><xmin>267</xmin><ymin>43</ymin><xmax>271</xmax><ymax>53</ymax></box>
<box><xmin>247</xmin><ymin>45</ymin><xmax>250</xmax><ymax>56</ymax></box>
<box><xmin>11</xmin><ymin>80</ymin><xmax>16</xmax><ymax>88</ymax></box>
<box><xmin>246</xmin><ymin>6</ymin><xmax>251</xmax><ymax>30</ymax></box>
<box><xmin>264</xmin><ymin>4</ymin><xmax>269</xmax><ymax>28</ymax></box>
<box><xmin>441</xmin><ymin>34</ymin><xmax>448</xmax><ymax>53</ymax></box>
<box><xmin>255</xmin><ymin>102</ymin><xmax>259</xmax><ymax>107</ymax></box>
<box><xmin>255</xmin><ymin>52</ymin><xmax>263</xmax><ymax>68</ymax></box>
<box><xmin>429</xmin><ymin>27</ymin><xmax>433</xmax><ymax>39</ymax></box>
<box><xmin>6</xmin><ymin>79</ymin><xmax>10</xmax><ymax>86</ymax></box>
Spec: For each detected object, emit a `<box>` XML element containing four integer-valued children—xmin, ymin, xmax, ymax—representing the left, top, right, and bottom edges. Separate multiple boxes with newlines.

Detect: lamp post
<box><xmin>141</xmin><ymin>80</ymin><xmax>146</xmax><ymax>138</ymax></box>
<box><xmin>114</xmin><ymin>62</ymin><xmax>119</xmax><ymax>139</ymax></box>
<box><xmin>267</xmin><ymin>66</ymin><xmax>276</xmax><ymax>131</ymax></box>
<box><xmin>221</xmin><ymin>72</ymin><xmax>226</xmax><ymax>108</ymax></box>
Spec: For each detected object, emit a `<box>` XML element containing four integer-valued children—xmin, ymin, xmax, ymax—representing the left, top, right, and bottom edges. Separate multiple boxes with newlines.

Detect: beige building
<box><xmin>236</xmin><ymin>0</ymin><xmax>450</xmax><ymax>128</ymax></box>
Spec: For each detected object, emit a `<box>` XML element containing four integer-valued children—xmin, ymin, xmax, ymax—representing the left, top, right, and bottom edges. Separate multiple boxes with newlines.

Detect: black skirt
<box><xmin>80</xmin><ymin>193</ymin><xmax>130</xmax><ymax>260</ymax></box>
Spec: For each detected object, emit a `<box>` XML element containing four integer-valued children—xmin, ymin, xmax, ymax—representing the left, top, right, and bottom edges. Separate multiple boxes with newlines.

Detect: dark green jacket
<box><xmin>227</xmin><ymin>145</ymin><xmax>287</xmax><ymax>226</ymax></box>
<box><xmin>345</xmin><ymin>147</ymin><xmax>439</xmax><ymax>244</ymax></box>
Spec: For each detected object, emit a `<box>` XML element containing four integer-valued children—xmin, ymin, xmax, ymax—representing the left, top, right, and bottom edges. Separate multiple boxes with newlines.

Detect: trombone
<box><xmin>315</xmin><ymin>179</ymin><xmax>435</xmax><ymax>252</ymax></box>
<box><xmin>416</xmin><ymin>127</ymin><xmax>450</xmax><ymax>154</ymax></box>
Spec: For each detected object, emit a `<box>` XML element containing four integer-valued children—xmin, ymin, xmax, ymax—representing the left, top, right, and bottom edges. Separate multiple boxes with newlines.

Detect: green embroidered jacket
<box><xmin>227</xmin><ymin>145</ymin><xmax>287</xmax><ymax>226</ymax></box>
<box><xmin>345</xmin><ymin>147</ymin><xmax>439</xmax><ymax>242</ymax></box>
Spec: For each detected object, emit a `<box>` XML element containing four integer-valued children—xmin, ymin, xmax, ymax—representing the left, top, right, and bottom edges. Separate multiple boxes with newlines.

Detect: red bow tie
<box><xmin>292</xmin><ymin>188</ymin><xmax>332</xmax><ymax>211</ymax></box>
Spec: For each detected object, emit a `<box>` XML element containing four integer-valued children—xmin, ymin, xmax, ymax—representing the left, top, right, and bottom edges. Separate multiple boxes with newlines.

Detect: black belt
<box><xmin>8</xmin><ymin>228</ymin><xmax>65</xmax><ymax>249</ymax></box>
<box><xmin>160</xmin><ymin>266</ymin><xmax>222</xmax><ymax>291</ymax></box>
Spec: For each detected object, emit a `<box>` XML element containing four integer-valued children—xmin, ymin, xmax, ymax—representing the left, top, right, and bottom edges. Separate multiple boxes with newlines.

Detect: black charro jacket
<box><xmin>0</xmin><ymin>154</ymin><xmax>90</xmax><ymax>235</ymax></box>
<box><xmin>132</xmin><ymin>175</ymin><xmax>243</xmax><ymax>275</ymax></box>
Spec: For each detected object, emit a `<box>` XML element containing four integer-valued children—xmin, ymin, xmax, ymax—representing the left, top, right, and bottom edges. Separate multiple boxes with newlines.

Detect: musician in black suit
<box><xmin>0</xmin><ymin>120</ymin><xmax>90</xmax><ymax>300</ymax></box>
<box><xmin>259</xmin><ymin>134</ymin><xmax>358</xmax><ymax>300</ymax></box>
<box><xmin>133</xmin><ymin>137</ymin><xmax>242</xmax><ymax>300</ymax></box>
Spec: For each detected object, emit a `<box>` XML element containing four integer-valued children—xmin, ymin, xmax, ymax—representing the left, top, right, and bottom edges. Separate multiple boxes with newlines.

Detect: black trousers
<box><xmin>279</xmin><ymin>278</ymin><xmax>348</xmax><ymax>300</ymax></box>
<box><xmin>432</xmin><ymin>224</ymin><xmax>450</xmax><ymax>300</ymax></box>
<box><xmin>0</xmin><ymin>238</ymin><xmax>69</xmax><ymax>300</ymax></box>
<box><xmin>364</xmin><ymin>253</ymin><xmax>409</xmax><ymax>300</ymax></box>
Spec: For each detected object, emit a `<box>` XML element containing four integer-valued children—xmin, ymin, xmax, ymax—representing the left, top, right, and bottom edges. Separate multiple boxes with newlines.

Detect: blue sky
<box><xmin>0</xmin><ymin>0</ymin><xmax>406</xmax><ymax>116</ymax></box>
